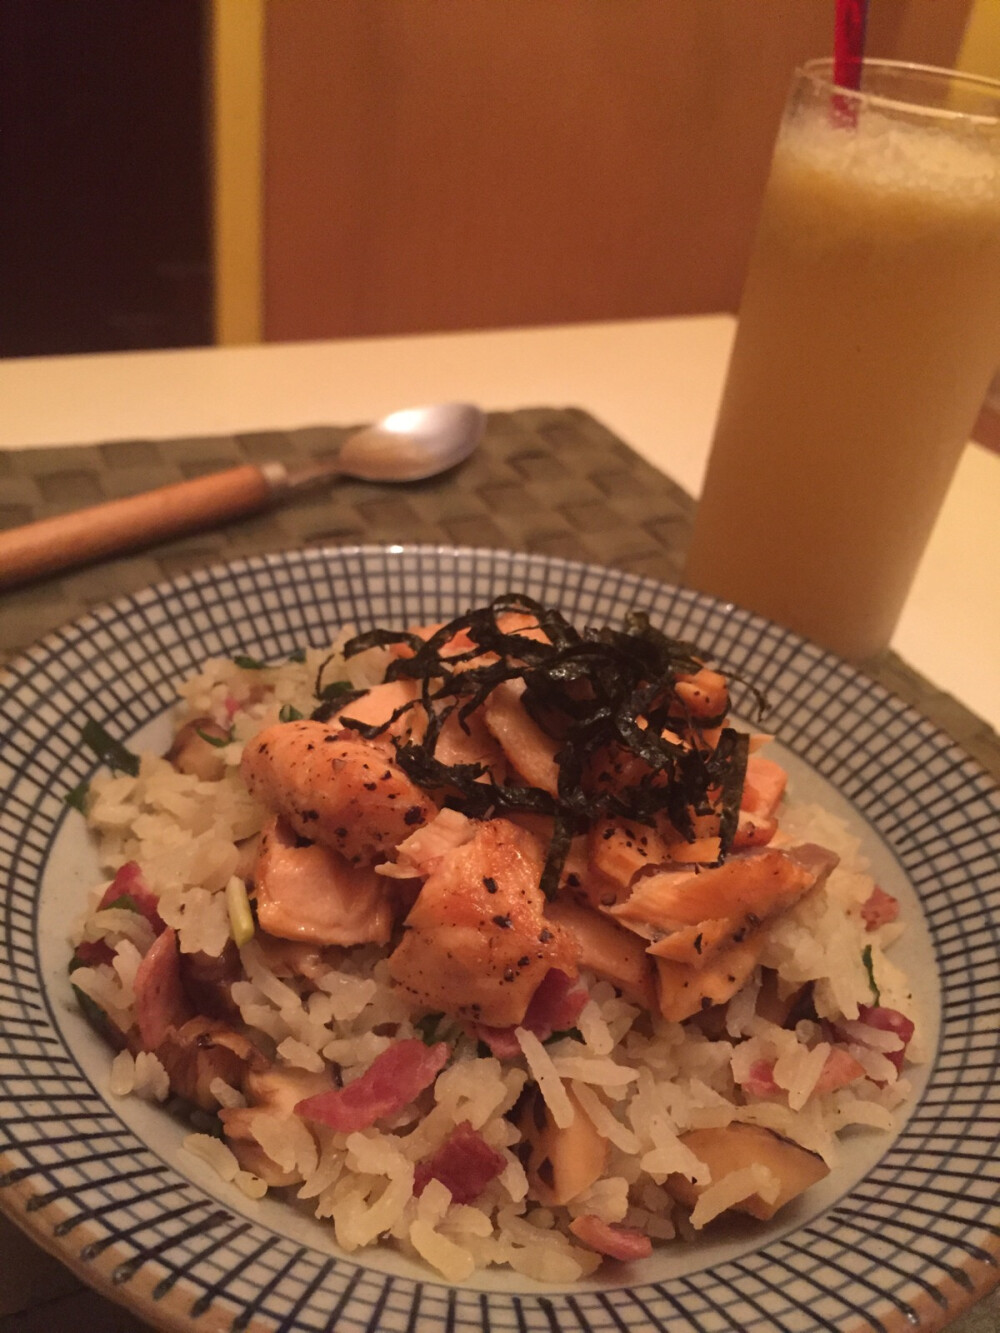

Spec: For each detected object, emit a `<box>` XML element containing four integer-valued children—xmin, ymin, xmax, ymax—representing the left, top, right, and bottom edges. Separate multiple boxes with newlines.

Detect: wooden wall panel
<box><xmin>262</xmin><ymin>0</ymin><xmax>972</xmax><ymax>342</ymax></box>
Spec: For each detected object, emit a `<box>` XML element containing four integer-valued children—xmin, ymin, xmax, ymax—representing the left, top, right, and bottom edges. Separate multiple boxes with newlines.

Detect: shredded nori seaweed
<box><xmin>331</xmin><ymin>594</ymin><xmax>766</xmax><ymax>897</ymax></box>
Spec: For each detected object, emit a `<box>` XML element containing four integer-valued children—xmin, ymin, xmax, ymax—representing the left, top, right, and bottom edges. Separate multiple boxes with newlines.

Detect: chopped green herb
<box><xmin>232</xmin><ymin>654</ymin><xmax>267</xmax><ymax>670</ymax></box>
<box><xmin>279</xmin><ymin>704</ymin><xmax>304</xmax><ymax>723</ymax></box>
<box><xmin>81</xmin><ymin>718</ymin><xmax>140</xmax><ymax>777</ymax></box>
<box><xmin>226</xmin><ymin>876</ymin><xmax>255</xmax><ymax>947</ymax></box>
<box><xmin>861</xmin><ymin>944</ymin><xmax>881</xmax><ymax>1005</ymax></box>
<box><xmin>287</xmin><ymin>647</ymin><xmax>307</xmax><ymax>664</ymax></box>
<box><xmin>64</xmin><ymin>781</ymin><xmax>90</xmax><ymax>813</ymax></box>
<box><xmin>196</xmin><ymin>726</ymin><xmax>234</xmax><ymax>748</ymax></box>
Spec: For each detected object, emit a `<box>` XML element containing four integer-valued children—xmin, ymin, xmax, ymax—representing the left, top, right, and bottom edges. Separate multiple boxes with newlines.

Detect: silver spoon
<box><xmin>0</xmin><ymin>402</ymin><xmax>485</xmax><ymax>590</ymax></box>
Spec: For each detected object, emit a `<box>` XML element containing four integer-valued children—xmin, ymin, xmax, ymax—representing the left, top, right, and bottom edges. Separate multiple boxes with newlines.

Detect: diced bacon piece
<box><xmin>413</xmin><ymin>1121</ymin><xmax>507</xmax><ymax>1203</ymax></box>
<box><xmin>812</xmin><ymin>1047</ymin><xmax>866</xmax><ymax>1096</ymax></box>
<box><xmin>254</xmin><ymin>818</ymin><xmax>393</xmax><ymax>946</ymax></box>
<box><xmin>73</xmin><ymin>939</ymin><xmax>115</xmax><ymax>968</ymax></box>
<box><xmin>99</xmin><ymin>862</ymin><xmax>165</xmax><ymax>935</ymax></box>
<box><xmin>471</xmin><ymin>1025</ymin><xmax>523</xmax><ymax>1060</ymax></box>
<box><xmin>857</xmin><ymin>1005</ymin><xmax>915</xmax><ymax>1072</ymax></box>
<box><xmin>522</xmin><ymin>968</ymin><xmax>588</xmax><ymax>1035</ymax></box>
<box><xmin>568</xmin><ymin>1215</ymin><xmax>652</xmax><ymax>1261</ymax></box>
<box><xmin>742</xmin><ymin>1049</ymin><xmax>865</xmax><ymax>1101</ymax></box>
<box><xmin>133</xmin><ymin>928</ymin><xmax>192</xmax><ymax>1052</ymax></box>
<box><xmin>295</xmin><ymin>1039</ymin><xmax>449</xmax><ymax>1132</ymax></box>
<box><xmin>860</xmin><ymin>886</ymin><xmax>900</xmax><ymax>930</ymax></box>
<box><xmin>740</xmin><ymin>755</ymin><xmax>788</xmax><ymax>820</ymax></box>
<box><xmin>741</xmin><ymin>1060</ymin><xmax>781</xmax><ymax>1097</ymax></box>
<box><xmin>472</xmin><ymin>968</ymin><xmax>588</xmax><ymax>1056</ymax></box>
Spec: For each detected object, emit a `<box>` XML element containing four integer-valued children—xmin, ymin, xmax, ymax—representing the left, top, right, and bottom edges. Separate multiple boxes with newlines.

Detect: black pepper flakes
<box><xmin>492</xmin><ymin>914</ymin><xmax>512</xmax><ymax>929</ymax></box>
<box><xmin>483</xmin><ymin>876</ymin><xmax>498</xmax><ymax>894</ymax></box>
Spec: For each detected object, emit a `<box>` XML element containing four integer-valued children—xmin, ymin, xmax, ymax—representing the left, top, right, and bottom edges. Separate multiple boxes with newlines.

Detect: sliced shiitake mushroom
<box><xmin>516</xmin><ymin>1084</ymin><xmax>607</xmax><ymax>1207</ymax></box>
<box><xmin>665</xmin><ymin>1123</ymin><xmax>829</xmax><ymax>1222</ymax></box>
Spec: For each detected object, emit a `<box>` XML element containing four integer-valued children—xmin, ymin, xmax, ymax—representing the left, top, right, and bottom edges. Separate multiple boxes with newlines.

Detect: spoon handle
<box><xmin>0</xmin><ymin>463</ymin><xmax>286</xmax><ymax>591</ymax></box>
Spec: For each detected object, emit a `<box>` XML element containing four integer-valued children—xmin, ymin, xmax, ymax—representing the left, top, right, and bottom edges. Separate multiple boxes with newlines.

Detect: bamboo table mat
<box><xmin>0</xmin><ymin>407</ymin><xmax>996</xmax><ymax>1333</ymax></box>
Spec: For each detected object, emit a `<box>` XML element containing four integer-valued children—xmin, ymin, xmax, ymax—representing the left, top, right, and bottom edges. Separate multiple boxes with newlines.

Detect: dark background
<box><xmin>0</xmin><ymin>0</ymin><xmax>212</xmax><ymax>358</ymax></box>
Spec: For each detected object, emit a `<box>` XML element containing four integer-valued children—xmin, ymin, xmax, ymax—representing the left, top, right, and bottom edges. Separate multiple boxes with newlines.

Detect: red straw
<box><xmin>834</xmin><ymin>0</ymin><xmax>869</xmax><ymax>90</ymax></box>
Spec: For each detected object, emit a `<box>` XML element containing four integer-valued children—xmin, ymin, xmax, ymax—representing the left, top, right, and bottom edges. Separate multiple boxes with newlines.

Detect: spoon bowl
<box><xmin>337</xmin><ymin>403</ymin><xmax>486</xmax><ymax>482</ymax></box>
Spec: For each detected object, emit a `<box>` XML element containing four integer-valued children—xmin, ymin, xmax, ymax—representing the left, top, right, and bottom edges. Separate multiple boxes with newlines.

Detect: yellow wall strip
<box><xmin>211</xmin><ymin>0</ymin><xmax>265</xmax><ymax>345</ymax></box>
<box><xmin>957</xmin><ymin>0</ymin><xmax>1000</xmax><ymax>77</ymax></box>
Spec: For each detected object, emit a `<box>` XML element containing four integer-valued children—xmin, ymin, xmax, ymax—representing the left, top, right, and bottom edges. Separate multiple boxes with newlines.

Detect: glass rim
<box><xmin>798</xmin><ymin>57</ymin><xmax>1000</xmax><ymax>126</ymax></box>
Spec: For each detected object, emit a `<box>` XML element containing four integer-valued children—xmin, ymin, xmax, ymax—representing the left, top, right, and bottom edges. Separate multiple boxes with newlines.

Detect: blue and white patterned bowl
<box><xmin>1</xmin><ymin>546</ymin><xmax>997</xmax><ymax>1333</ymax></box>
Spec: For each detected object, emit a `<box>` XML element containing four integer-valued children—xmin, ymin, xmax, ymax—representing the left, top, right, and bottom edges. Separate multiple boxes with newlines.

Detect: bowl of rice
<box><xmin>0</xmin><ymin>546</ymin><xmax>997</xmax><ymax>1333</ymax></box>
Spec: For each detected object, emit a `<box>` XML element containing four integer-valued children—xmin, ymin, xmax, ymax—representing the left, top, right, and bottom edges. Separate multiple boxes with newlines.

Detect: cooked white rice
<box><xmin>69</xmin><ymin>636</ymin><xmax>919</xmax><ymax>1282</ymax></box>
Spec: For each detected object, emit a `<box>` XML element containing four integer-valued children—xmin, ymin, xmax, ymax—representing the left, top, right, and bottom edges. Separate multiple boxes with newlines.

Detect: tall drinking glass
<box><xmin>683</xmin><ymin>61</ymin><xmax>1000</xmax><ymax>661</ymax></box>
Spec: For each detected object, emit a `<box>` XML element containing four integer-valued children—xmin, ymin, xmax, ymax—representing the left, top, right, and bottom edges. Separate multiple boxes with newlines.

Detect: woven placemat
<box><xmin>1</xmin><ymin>405</ymin><xmax>997</xmax><ymax>781</ymax></box>
<box><xmin>0</xmin><ymin>406</ymin><xmax>996</xmax><ymax>1331</ymax></box>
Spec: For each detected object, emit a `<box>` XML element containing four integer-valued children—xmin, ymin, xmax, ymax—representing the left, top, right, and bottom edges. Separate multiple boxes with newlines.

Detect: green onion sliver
<box><xmin>226</xmin><ymin>876</ymin><xmax>255</xmax><ymax>947</ymax></box>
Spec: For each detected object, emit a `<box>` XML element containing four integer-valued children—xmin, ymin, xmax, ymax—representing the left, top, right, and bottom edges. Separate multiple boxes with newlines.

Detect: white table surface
<box><xmin>1</xmin><ymin>314</ymin><xmax>998</xmax><ymax>732</ymax></box>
